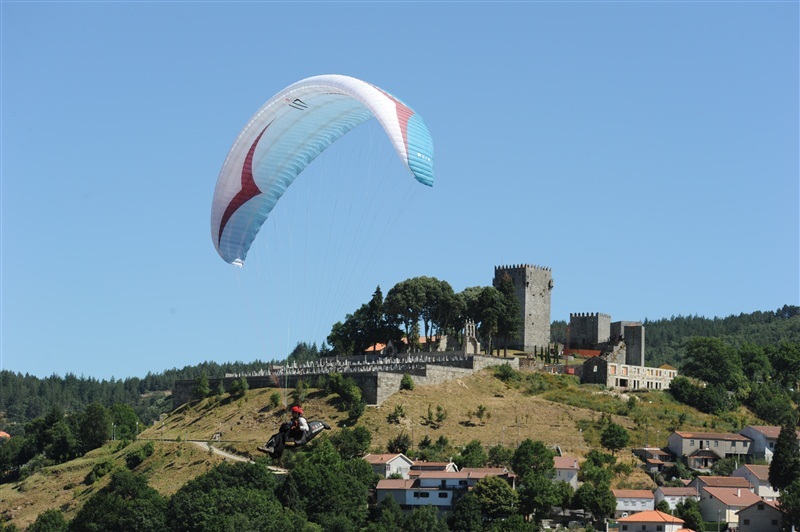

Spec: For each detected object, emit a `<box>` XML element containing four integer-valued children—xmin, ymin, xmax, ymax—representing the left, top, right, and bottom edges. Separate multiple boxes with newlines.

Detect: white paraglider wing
<box><xmin>211</xmin><ymin>75</ymin><xmax>434</xmax><ymax>266</ymax></box>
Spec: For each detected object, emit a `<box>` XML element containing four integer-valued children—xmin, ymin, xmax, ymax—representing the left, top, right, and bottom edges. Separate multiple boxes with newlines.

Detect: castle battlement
<box><xmin>570</xmin><ymin>312</ymin><xmax>612</xmax><ymax>320</ymax></box>
<box><xmin>495</xmin><ymin>263</ymin><xmax>551</xmax><ymax>272</ymax></box>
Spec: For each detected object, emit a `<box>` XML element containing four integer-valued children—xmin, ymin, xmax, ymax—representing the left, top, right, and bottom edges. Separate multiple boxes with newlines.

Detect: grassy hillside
<box><xmin>0</xmin><ymin>367</ymin><xmax>767</xmax><ymax>529</ymax></box>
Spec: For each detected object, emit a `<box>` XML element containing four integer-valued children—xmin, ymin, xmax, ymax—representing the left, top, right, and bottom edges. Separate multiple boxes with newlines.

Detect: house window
<box><xmin>622</xmin><ymin>527</ymin><xmax>628</xmax><ymax>531</ymax></box>
<box><xmin>459</xmin><ymin>480</ymin><xmax>467</xmax><ymax>486</ymax></box>
<box><xmin>758</xmin><ymin>503</ymin><xmax>764</xmax><ymax>510</ymax></box>
<box><xmin>732</xmin><ymin>442</ymin><xmax>737</xmax><ymax>448</ymax></box>
<box><xmin>772</xmin><ymin>520</ymin><xmax>779</xmax><ymax>525</ymax></box>
<box><xmin>690</xmin><ymin>440</ymin><xmax>695</xmax><ymax>447</ymax></box>
<box><xmin>438</xmin><ymin>493</ymin><xmax>448</xmax><ymax>498</ymax></box>
<box><xmin>714</xmin><ymin>440</ymin><xmax>719</xmax><ymax>447</ymax></box>
<box><xmin>743</xmin><ymin>519</ymin><xmax>750</xmax><ymax>525</ymax></box>
<box><xmin>657</xmin><ymin>527</ymin><xmax>663</xmax><ymax>532</ymax></box>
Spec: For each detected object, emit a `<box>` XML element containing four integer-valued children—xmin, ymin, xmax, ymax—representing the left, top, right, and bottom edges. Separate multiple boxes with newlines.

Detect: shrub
<box><xmin>387</xmin><ymin>432</ymin><xmax>411</xmax><ymax>454</ymax></box>
<box><xmin>125</xmin><ymin>442</ymin><xmax>155</xmax><ymax>470</ymax></box>
<box><xmin>85</xmin><ymin>459</ymin><xmax>114</xmax><ymax>485</ymax></box>
<box><xmin>268</xmin><ymin>392</ymin><xmax>281</xmax><ymax>408</ymax></box>
<box><xmin>400</xmin><ymin>373</ymin><xmax>415</xmax><ymax>390</ymax></box>
<box><xmin>387</xmin><ymin>404</ymin><xmax>405</xmax><ymax>424</ymax></box>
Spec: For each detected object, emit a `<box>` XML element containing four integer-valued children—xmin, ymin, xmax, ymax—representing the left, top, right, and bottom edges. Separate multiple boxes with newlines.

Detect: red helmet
<box><xmin>291</xmin><ymin>405</ymin><xmax>303</xmax><ymax>415</ymax></box>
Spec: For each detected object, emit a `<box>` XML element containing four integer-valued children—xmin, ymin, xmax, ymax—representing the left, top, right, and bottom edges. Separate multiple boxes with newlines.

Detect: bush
<box><xmin>387</xmin><ymin>432</ymin><xmax>411</xmax><ymax>454</ymax></box>
<box><xmin>493</xmin><ymin>364</ymin><xmax>519</xmax><ymax>383</ymax></box>
<box><xmin>268</xmin><ymin>392</ymin><xmax>281</xmax><ymax>408</ymax></box>
<box><xmin>387</xmin><ymin>404</ymin><xmax>405</xmax><ymax>424</ymax></box>
<box><xmin>400</xmin><ymin>373</ymin><xmax>415</xmax><ymax>390</ymax></box>
<box><xmin>125</xmin><ymin>441</ymin><xmax>155</xmax><ymax>470</ymax></box>
<box><xmin>85</xmin><ymin>459</ymin><xmax>115</xmax><ymax>485</ymax></box>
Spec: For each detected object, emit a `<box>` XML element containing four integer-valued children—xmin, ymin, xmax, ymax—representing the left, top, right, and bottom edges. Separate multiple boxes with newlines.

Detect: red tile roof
<box><xmin>363</xmin><ymin>453</ymin><xmax>409</xmax><ymax>464</ymax></box>
<box><xmin>739</xmin><ymin>464</ymin><xmax>770</xmax><ymax>481</ymax></box>
<box><xmin>703</xmin><ymin>487</ymin><xmax>762</xmax><ymax>507</ymax></box>
<box><xmin>744</xmin><ymin>425</ymin><xmax>800</xmax><ymax>439</ymax></box>
<box><xmin>695</xmin><ymin>476</ymin><xmax>751</xmax><ymax>488</ymax></box>
<box><xmin>554</xmin><ymin>456</ymin><xmax>579</xmax><ymax>470</ymax></box>
<box><xmin>617</xmin><ymin>510</ymin><xmax>684</xmax><ymax>524</ymax></box>
<box><xmin>376</xmin><ymin>478</ymin><xmax>415</xmax><ymax>489</ymax></box>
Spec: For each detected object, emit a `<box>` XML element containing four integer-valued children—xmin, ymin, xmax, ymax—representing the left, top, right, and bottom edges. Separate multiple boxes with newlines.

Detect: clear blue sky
<box><xmin>2</xmin><ymin>2</ymin><xmax>797</xmax><ymax>380</ymax></box>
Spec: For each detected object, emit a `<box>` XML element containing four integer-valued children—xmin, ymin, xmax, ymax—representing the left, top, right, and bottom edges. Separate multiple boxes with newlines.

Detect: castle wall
<box><xmin>569</xmin><ymin>313</ymin><xmax>611</xmax><ymax>348</ymax></box>
<box><xmin>493</xmin><ymin>264</ymin><xmax>553</xmax><ymax>351</ymax></box>
<box><xmin>172</xmin><ymin>354</ymin><xmax>519</xmax><ymax>408</ymax></box>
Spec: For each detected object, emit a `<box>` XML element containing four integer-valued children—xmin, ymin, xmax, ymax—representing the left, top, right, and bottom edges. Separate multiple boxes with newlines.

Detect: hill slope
<box><xmin>0</xmin><ymin>368</ymin><xmax>766</xmax><ymax>528</ymax></box>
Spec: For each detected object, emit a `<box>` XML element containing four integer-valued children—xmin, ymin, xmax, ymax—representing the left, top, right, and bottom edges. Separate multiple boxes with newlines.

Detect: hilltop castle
<box><xmin>492</xmin><ymin>264</ymin><xmax>554</xmax><ymax>352</ymax></box>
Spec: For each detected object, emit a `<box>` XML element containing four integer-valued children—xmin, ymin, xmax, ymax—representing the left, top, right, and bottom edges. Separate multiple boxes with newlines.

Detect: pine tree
<box><xmin>769</xmin><ymin>419</ymin><xmax>800</xmax><ymax>490</ymax></box>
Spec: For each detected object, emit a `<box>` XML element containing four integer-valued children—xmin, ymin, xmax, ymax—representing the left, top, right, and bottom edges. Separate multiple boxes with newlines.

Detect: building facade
<box><xmin>667</xmin><ymin>431</ymin><xmax>752</xmax><ymax>470</ymax></box>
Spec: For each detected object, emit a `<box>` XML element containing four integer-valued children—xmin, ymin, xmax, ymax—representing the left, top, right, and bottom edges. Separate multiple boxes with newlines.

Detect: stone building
<box><xmin>492</xmin><ymin>264</ymin><xmax>553</xmax><ymax>351</ymax></box>
<box><xmin>569</xmin><ymin>312</ymin><xmax>612</xmax><ymax>348</ymax></box>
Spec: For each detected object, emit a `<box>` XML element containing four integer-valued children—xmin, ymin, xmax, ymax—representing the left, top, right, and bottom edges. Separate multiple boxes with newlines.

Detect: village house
<box><xmin>667</xmin><ymin>431</ymin><xmax>751</xmax><ymax>470</ymax></box>
<box><xmin>689</xmin><ymin>475</ymin><xmax>753</xmax><ymax>501</ymax></box>
<box><xmin>737</xmin><ymin>499</ymin><xmax>783</xmax><ymax>532</ymax></box>
<box><xmin>554</xmin><ymin>456</ymin><xmax>580</xmax><ymax>489</ymax></box>
<box><xmin>375</xmin><ymin>467</ymin><xmax>514</xmax><ymax>512</ymax></box>
<box><xmin>739</xmin><ymin>425</ymin><xmax>800</xmax><ymax>463</ymax></box>
<box><xmin>616</xmin><ymin>510</ymin><xmax>689</xmax><ymax>532</ymax></box>
<box><xmin>654</xmin><ymin>486</ymin><xmax>700</xmax><ymax>511</ymax></box>
<box><xmin>363</xmin><ymin>453</ymin><xmax>413</xmax><ymax>479</ymax></box>
<box><xmin>731</xmin><ymin>464</ymin><xmax>778</xmax><ymax>501</ymax></box>
<box><xmin>612</xmin><ymin>489</ymin><xmax>655</xmax><ymax>518</ymax></box>
<box><xmin>698</xmin><ymin>487</ymin><xmax>763</xmax><ymax>528</ymax></box>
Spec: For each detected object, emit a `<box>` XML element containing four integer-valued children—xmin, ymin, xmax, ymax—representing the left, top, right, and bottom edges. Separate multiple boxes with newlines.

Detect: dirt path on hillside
<box><xmin>188</xmin><ymin>440</ymin><xmax>288</xmax><ymax>474</ymax></box>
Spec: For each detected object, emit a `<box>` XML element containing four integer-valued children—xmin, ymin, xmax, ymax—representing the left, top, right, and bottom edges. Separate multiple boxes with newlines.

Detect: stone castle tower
<box><xmin>493</xmin><ymin>264</ymin><xmax>553</xmax><ymax>351</ymax></box>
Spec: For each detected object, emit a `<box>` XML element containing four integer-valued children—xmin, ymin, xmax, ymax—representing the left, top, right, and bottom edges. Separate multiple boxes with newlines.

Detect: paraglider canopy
<box><xmin>211</xmin><ymin>74</ymin><xmax>435</xmax><ymax>266</ymax></box>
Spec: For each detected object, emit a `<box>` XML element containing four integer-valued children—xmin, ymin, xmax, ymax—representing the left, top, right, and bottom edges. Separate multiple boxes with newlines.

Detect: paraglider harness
<box><xmin>259</xmin><ymin>409</ymin><xmax>330</xmax><ymax>458</ymax></box>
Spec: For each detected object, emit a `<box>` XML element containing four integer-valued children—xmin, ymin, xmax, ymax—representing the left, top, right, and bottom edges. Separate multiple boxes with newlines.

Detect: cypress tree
<box><xmin>768</xmin><ymin>419</ymin><xmax>800</xmax><ymax>490</ymax></box>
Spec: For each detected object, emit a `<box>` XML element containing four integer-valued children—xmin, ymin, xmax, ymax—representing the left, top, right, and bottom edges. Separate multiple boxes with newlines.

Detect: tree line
<box><xmin>667</xmin><ymin>336</ymin><xmax>800</xmax><ymax>425</ymax></box>
<box><xmin>326</xmin><ymin>275</ymin><xmax>522</xmax><ymax>358</ymax></box>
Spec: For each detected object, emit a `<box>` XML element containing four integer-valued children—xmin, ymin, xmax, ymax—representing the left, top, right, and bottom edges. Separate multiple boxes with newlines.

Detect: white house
<box><xmin>654</xmin><ymin>486</ymin><xmax>700</xmax><ymax>511</ymax></box>
<box><xmin>732</xmin><ymin>464</ymin><xmax>779</xmax><ymax>501</ymax></box>
<box><xmin>617</xmin><ymin>510</ymin><xmax>687</xmax><ymax>532</ymax></box>
<box><xmin>363</xmin><ymin>453</ymin><xmax>414</xmax><ymax>479</ymax></box>
<box><xmin>375</xmin><ymin>467</ymin><xmax>513</xmax><ymax>512</ymax></box>
<box><xmin>737</xmin><ymin>499</ymin><xmax>782</xmax><ymax>532</ymax></box>
<box><xmin>699</xmin><ymin>487</ymin><xmax>763</xmax><ymax>527</ymax></box>
<box><xmin>739</xmin><ymin>425</ymin><xmax>800</xmax><ymax>463</ymax></box>
<box><xmin>554</xmin><ymin>456</ymin><xmax>580</xmax><ymax>489</ymax></box>
<box><xmin>612</xmin><ymin>489</ymin><xmax>655</xmax><ymax>518</ymax></box>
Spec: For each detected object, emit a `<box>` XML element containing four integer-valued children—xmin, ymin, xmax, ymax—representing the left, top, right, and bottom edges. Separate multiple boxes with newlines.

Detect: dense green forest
<box><xmin>550</xmin><ymin>304</ymin><xmax>800</xmax><ymax>368</ymax></box>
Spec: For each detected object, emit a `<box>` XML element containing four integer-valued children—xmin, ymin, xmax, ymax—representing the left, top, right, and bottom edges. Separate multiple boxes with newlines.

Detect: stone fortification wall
<box><xmin>493</xmin><ymin>264</ymin><xmax>553</xmax><ymax>351</ymax></box>
<box><xmin>172</xmin><ymin>354</ymin><xmax>518</xmax><ymax>408</ymax></box>
<box><xmin>569</xmin><ymin>312</ymin><xmax>611</xmax><ymax>348</ymax></box>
